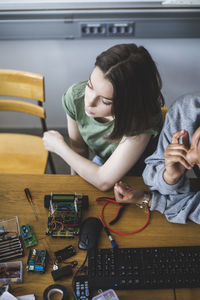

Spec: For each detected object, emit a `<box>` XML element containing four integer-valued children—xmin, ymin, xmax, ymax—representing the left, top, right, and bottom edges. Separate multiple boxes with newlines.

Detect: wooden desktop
<box><xmin>0</xmin><ymin>174</ymin><xmax>200</xmax><ymax>300</ymax></box>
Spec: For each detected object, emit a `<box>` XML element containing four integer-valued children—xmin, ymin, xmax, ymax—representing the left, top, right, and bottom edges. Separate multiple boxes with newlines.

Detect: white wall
<box><xmin>0</xmin><ymin>38</ymin><xmax>200</xmax><ymax>128</ymax></box>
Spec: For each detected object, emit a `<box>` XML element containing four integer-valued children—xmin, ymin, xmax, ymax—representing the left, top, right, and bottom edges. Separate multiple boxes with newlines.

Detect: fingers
<box><xmin>182</xmin><ymin>131</ymin><xmax>189</xmax><ymax>147</ymax></box>
<box><xmin>165</xmin><ymin>152</ymin><xmax>192</xmax><ymax>169</ymax></box>
<box><xmin>43</xmin><ymin>130</ymin><xmax>64</xmax><ymax>142</ymax></box>
<box><xmin>116</xmin><ymin>181</ymin><xmax>134</xmax><ymax>192</ymax></box>
<box><xmin>43</xmin><ymin>130</ymin><xmax>58</xmax><ymax>137</ymax></box>
<box><xmin>166</xmin><ymin>130</ymin><xmax>192</xmax><ymax>169</ymax></box>
<box><xmin>114</xmin><ymin>184</ymin><xmax>124</xmax><ymax>202</ymax></box>
<box><xmin>114</xmin><ymin>183</ymin><xmax>124</xmax><ymax>195</ymax></box>
<box><xmin>114</xmin><ymin>182</ymin><xmax>135</xmax><ymax>203</ymax></box>
<box><xmin>165</xmin><ymin>144</ymin><xmax>188</xmax><ymax>159</ymax></box>
<box><xmin>171</xmin><ymin>130</ymin><xmax>189</xmax><ymax>147</ymax></box>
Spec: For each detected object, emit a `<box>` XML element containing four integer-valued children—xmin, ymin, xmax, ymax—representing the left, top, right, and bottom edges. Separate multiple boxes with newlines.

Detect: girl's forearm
<box><xmin>55</xmin><ymin>141</ymin><xmax>110</xmax><ymax>190</ymax></box>
<box><xmin>69</xmin><ymin>141</ymin><xmax>89</xmax><ymax>175</ymax></box>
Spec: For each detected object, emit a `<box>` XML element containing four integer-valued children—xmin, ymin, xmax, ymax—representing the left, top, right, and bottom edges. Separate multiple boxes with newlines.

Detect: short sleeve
<box><xmin>62</xmin><ymin>84</ymin><xmax>76</xmax><ymax>120</ymax></box>
<box><xmin>142</xmin><ymin>111</ymin><xmax>163</xmax><ymax>137</ymax></box>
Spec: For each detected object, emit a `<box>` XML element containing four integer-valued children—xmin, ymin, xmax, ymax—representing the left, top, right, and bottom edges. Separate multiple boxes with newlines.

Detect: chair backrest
<box><xmin>161</xmin><ymin>106</ymin><xmax>168</xmax><ymax>121</ymax></box>
<box><xmin>0</xmin><ymin>69</ymin><xmax>46</xmax><ymax>130</ymax></box>
<box><xmin>0</xmin><ymin>69</ymin><xmax>56</xmax><ymax>174</ymax></box>
<box><xmin>0</xmin><ymin>69</ymin><xmax>44</xmax><ymax>101</ymax></box>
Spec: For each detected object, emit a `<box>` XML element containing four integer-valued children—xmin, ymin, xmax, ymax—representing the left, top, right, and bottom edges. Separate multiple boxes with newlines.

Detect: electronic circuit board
<box><xmin>26</xmin><ymin>249</ymin><xmax>47</xmax><ymax>273</ymax></box>
<box><xmin>20</xmin><ymin>224</ymin><xmax>37</xmax><ymax>248</ymax></box>
<box><xmin>45</xmin><ymin>193</ymin><xmax>89</xmax><ymax>238</ymax></box>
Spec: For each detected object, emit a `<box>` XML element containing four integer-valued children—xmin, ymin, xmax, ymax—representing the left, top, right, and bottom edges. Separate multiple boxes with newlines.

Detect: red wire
<box><xmin>98</xmin><ymin>198</ymin><xmax>150</xmax><ymax>235</ymax></box>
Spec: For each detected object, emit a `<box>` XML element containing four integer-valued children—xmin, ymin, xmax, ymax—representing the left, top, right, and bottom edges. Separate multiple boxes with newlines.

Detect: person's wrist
<box><xmin>136</xmin><ymin>192</ymin><xmax>152</xmax><ymax>209</ymax></box>
<box><xmin>163</xmin><ymin>170</ymin><xmax>180</xmax><ymax>185</ymax></box>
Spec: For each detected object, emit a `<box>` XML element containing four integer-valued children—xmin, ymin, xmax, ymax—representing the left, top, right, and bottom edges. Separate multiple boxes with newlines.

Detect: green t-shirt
<box><xmin>62</xmin><ymin>81</ymin><xmax>116</xmax><ymax>162</ymax></box>
<box><xmin>62</xmin><ymin>81</ymin><xmax>161</xmax><ymax>163</ymax></box>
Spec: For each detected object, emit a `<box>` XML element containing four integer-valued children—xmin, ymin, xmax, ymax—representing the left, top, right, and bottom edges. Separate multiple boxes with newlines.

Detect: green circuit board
<box><xmin>20</xmin><ymin>224</ymin><xmax>37</xmax><ymax>247</ymax></box>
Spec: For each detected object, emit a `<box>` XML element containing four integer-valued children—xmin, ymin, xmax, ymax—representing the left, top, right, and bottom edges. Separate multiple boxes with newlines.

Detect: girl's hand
<box><xmin>42</xmin><ymin>130</ymin><xmax>66</xmax><ymax>155</ymax></box>
<box><xmin>164</xmin><ymin>130</ymin><xmax>192</xmax><ymax>185</ymax></box>
<box><xmin>114</xmin><ymin>181</ymin><xmax>145</xmax><ymax>205</ymax></box>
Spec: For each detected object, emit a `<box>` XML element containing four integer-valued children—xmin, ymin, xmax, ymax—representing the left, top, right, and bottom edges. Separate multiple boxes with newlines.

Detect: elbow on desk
<box><xmin>94</xmin><ymin>168</ymin><xmax>122</xmax><ymax>191</ymax></box>
<box><xmin>94</xmin><ymin>179</ymin><xmax>114</xmax><ymax>192</ymax></box>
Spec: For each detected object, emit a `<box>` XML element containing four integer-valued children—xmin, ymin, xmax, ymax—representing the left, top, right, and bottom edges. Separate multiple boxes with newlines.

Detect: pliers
<box><xmin>96</xmin><ymin>197</ymin><xmax>129</xmax><ymax>225</ymax></box>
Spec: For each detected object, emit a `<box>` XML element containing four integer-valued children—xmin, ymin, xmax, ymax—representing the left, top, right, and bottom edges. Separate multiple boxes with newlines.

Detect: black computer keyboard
<box><xmin>88</xmin><ymin>246</ymin><xmax>200</xmax><ymax>290</ymax></box>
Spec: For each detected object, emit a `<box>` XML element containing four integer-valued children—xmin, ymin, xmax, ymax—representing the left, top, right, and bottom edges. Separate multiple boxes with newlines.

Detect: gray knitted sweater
<box><xmin>143</xmin><ymin>93</ymin><xmax>200</xmax><ymax>224</ymax></box>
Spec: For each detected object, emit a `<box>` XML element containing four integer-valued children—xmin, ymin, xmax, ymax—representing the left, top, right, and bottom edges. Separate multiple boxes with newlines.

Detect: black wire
<box><xmin>173</xmin><ymin>288</ymin><xmax>177</xmax><ymax>300</ymax></box>
<box><xmin>72</xmin><ymin>251</ymin><xmax>88</xmax><ymax>300</ymax></box>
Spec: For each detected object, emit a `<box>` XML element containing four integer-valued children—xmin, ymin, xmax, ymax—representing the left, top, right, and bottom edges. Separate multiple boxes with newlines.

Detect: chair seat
<box><xmin>0</xmin><ymin>133</ymin><xmax>48</xmax><ymax>174</ymax></box>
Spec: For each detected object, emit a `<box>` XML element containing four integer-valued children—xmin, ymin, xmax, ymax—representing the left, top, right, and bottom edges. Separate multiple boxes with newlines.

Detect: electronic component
<box><xmin>26</xmin><ymin>249</ymin><xmax>47</xmax><ymax>273</ymax></box>
<box><xmin>0</xmin><ymin>237</ymin><xmax>24</xmax><ymax>262</ymax></box>
<box><xmin>0</xmin><ymin>261</ymin><xmax>23</xmax><ymax>284</ymax></box>
<box><xmin>0</xmin><ymin>226</ymin><xmax>5</xmax><ymax>236</ymax></box>
<box><xmin>51</xmin><ymin>264</ymin><xmax>73</xmax><ymax>281</ymax></box>
<box><xmin>73</xmin><ymin>275</ymin><xmax>91</xmax><ymax>300</ymax></box>
<box><xmin>0</xmin><ymin>217</ymin><xmax>24</xmax><ymax>262</ymax></box>
<box><xmin>54</xmin><ymin>245</ymin><xmax>76</xmax><ymax>263</ymax></box>
<box><xmin>20</xmin><ymin>224</ymin><xmax>37</xmax><ymax>248</ymax></box>
<box><xmin>0</xmin><ymin>216</ymin><xmax>20</xmax><ymax>241</ymax></box>
<box><xmin>44</xmin><ymin>193</ymin><xmax>89</xmax><ymax>238</ymax></box>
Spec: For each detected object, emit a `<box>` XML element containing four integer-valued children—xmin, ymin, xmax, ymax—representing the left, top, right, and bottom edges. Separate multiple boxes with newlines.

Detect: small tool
<box><xmin>96</xmin><ymin>197</ymin><xmax>128</xmax><ymax>225</ymax></box>
<box><xmin>99</xmin><ymin>217</ymin><xmax>118</xmax><ymax>248</ymax></box>
<box><xmin>24</xmin><ymin>188</ymin><xmax>38</xmax><ymax>220</ymax></box>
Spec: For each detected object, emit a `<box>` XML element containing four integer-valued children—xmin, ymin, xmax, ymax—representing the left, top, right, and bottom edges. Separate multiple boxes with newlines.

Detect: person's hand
<box><xmin>114</xmin><ymin>181</ymin><xmax>145</xmax><ymax>205</ymax></box>
<box><xmin>42</xmin><ymin>130</ymin><xmax>66</xmax><ymax>155</ymax></box>
<box><xmin>164</xmin><ymin>130</ymin><xmax>192</xmax><ymax>185</ymax></box>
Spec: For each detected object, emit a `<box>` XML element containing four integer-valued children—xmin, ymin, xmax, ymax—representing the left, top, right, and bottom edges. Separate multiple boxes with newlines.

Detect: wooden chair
<box><xmin>0</xmin><ymin>69</ymin><xmax>56</xmax><ymax>174</ymax></box>
<box><xmin>161</xmin><ymin>106</ymin><xmax>168</xmax><ymax>121</ymax></box>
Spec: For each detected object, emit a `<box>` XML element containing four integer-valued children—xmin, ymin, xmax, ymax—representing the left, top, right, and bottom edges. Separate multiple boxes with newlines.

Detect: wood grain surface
<box><xmin>0</xmin><ymin>174</ymin><xmax>200</xmax><ymax>300</ymax></box>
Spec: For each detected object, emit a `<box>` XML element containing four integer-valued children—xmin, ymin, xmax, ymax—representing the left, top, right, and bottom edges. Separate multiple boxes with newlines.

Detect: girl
<box><xmin>43</xmin><ymin>43</ymin><xmax>164</xmax><ymax>191</ymax></box>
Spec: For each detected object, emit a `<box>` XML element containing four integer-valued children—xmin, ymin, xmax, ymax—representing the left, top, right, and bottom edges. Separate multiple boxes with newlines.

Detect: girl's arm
<box><xmin>43</xmin><ymin>130</ymin><xmax>151</xmax><ymax>191</ymax></box>
<box><xmin>67</xmin><ymin>115</ymin><xmax>89</xmax><ymax>175</ymax></box>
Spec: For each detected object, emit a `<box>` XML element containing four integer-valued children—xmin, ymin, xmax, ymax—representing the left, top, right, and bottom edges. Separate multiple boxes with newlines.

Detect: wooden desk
<box><xmin>1</xmin><ymin>174</ymin><xmax>200</xmax><ymax>300</ymax></box>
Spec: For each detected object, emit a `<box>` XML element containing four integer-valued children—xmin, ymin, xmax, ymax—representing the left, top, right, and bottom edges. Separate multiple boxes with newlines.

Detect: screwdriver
<box><xmin>24</xmin><ymin>188</ymin><xmax>38</xmax><ymax>220</ymax></box>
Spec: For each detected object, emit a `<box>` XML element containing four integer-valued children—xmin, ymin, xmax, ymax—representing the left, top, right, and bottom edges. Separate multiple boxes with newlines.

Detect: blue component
<box><xmin>86</xmin><ymin>288</ymin><xmax>90</xmax><ymax>296</ymax></box>
<box><xmin>114</xmin><ymin>283</ymin><xmax>118</xmax><ymax>286</ymax></box>
<box><xmin>76</xmin><ymin>289</ymin><xmax>80</xmax><ymax>297</ymax></box>
<box><xmin>111</xmin><ymin>240</ymin><xmax>118</xmax><ymax>248</ymax></box>
<box><xmin>35</xmin><ymin>266</ymin><xmax>44</xmax><ymax>271</ymax></box>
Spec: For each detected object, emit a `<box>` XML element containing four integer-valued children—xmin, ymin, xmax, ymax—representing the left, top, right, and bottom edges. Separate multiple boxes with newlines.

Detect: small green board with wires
<box><xmin>26</xmin><ymin>249</ymin><xmax>47</xmax><ymax>273</ymax></box>
<box><xmin>44</xmin><ymin>193</ymin><xmax>89</xmax><ymax>238</ymax></box>
<box><xmin>20</xmin><ymin>224</ymin><xmax>37</xmax><ymax>248</ymax></box>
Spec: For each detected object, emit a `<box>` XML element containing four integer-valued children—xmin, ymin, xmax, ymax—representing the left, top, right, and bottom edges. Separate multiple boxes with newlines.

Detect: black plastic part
<box><xmin>109</xmin><ymin>205</ymin><xmax>128</xmax><ymax>225</ymax></box>
<box><xmin>54</xmin><ymin>245</ymin><xmax>76</xmax><ymax>263</ymax></box>
<box><xmin>82</xmin><ymin>196</ymin><xmax>89</xmax><ymax>209</ymax></box>
<box><xmin>44</xmin><ymin>195</ymin><xmax>51</xmax><ymax>208</ymax></box>
<box><xmin>78</xmin><ymin>217</ymin><xmax>102</xmax><ymax>251</ymax></box>
<box><xmin>51</xmin><ymin>265</ymin><xmax>73</xmax><ymax>281</ymax></box>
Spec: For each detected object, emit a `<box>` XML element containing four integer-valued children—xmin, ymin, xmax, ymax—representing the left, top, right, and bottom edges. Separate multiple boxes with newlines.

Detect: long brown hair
<box><xmin>95</xmin><ymin>43</ymin><xmax>164</xmax><ymax>140</ymax></box>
